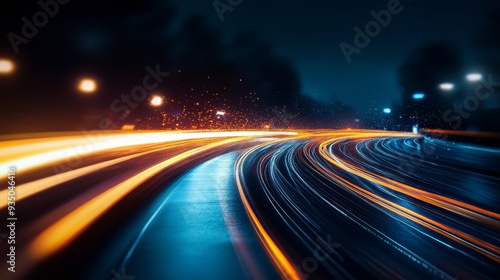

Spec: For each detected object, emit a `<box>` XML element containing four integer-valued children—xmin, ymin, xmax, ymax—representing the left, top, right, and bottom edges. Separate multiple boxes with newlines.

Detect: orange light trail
<box><xmin>235</xmin><ymin>137</ymin><xmax>304</xmax><ymax>280</ymax></box>
<box><xmin>29</xmin><ymin>137</ymin><xmax>249</xmax><ymax>260</ymax></box>
<box><xmin>310</xmin><ymin>132</ymin><xmax>500</xmax><ymax>263</ymax></box>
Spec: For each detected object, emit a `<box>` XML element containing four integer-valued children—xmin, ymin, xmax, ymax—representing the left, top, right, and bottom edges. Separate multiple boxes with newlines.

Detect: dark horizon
<box><xmin>1</xmin><ymin>0</ymin><xmax>499</xmax><ymax>133</ymax></box>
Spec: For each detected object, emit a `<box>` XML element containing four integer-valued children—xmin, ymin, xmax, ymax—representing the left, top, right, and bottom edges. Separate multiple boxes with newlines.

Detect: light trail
<box><xmin>235</xmin><ymin>137</ymin><xmax>304</xmax><ymax>280</ymax></box>
<box><xmin>235</xmin><ymin>130</ymin><xmax>500</xmax><ymax>278</ymax></box>
<box><xmin>27</xmin><ymin>135</ymin><xmax>273</xmax><ymax>260</ymax></box>
<box><xmin>0</xmin><ymin>143</ymin><xmax>188</xmax><ymax>208</ymax></box>
<box><xmin>2</xmin><ymin>129</ymin><xmax>499</xmax><ymax>279</ymax></box>
<box><xmin>0</xmin><ymin>131</ymin><xmax>297</xmax><ymax>180</ymax></box>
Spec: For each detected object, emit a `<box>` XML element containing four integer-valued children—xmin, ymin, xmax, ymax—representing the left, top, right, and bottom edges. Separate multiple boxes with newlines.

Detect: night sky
<box><xmin>173</xmin><ymin>0</ymin><xmax>498</xmax><ymax>110</ymax></box>
<box><xmin>1</xmin><ymin>0</ymin><xmax>499</xmax><ymax>132</ymax></box>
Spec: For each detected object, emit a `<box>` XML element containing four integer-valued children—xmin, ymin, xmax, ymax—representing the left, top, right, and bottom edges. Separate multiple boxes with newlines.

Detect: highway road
<box><xmin>0</xmin><ymin>130</ymin><xmax>498</xmax><ymax>279</ymax></box>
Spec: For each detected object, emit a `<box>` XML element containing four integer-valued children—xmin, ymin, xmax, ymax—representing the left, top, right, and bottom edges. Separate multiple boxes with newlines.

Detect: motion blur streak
<box><xmin>236</xmin><ymin>138</ymin><xmax>303</xmax><ymax>280</ymax></box>
<box><xmin>0</xmin><ymin>130</ymin><xmax>296</xmax><ymax>280</ymax></box>
<box><xmin>236</xmin><ymin>130</ymin><xmax>500</xmax><ymax>279</ymax></box>
<box><xmin>29</xmin><ymin>136</ymin><xmax>249</xmax><ymax>260</ymax></box>
<box><xmin>318</xmin><ymin>137</ymin><xmax>500</xmax><ymax>261</ymax></box>
<box><xmin>0</xmin><ymin>147</ymin><xmax>167</xmax><ymax>208</ymax></box>
<box><xmin>0</xmin><ymin>131</ymin><xmax>297</xmax><ymax>180</ymax></box>
<box><xmin>2</xmin><ymin>130</ymin><xmax>499</xmax><ymax>280</ymax></box>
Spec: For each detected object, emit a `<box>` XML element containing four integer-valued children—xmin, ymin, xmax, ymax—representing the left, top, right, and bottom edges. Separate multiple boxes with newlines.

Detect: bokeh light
<box><xmin>466</xmin><ymin>73</ymin><xmax>482</xmax><ymax>82</ymax></box>
<box><xmin>78</xmin><ymin>79</ymin><xmax>97</xmax><ymax>93</ymax></box>
<box><xmin>439</xmin><ymin>83</ymin><xmax>454</xmax><ymax>91</ymax></box>
<box><xmin>0</xmin><ymin>59</ymin><xmax>14</xmax><ymax>74</ymax></box>
<box><xmin>151</xmin><ymin>96</ymin><xmax>164</xmax><ymax>106</ymax></box>
<box><xmin>412</xmin><ymin>93</ymin><xmax>425</xmax><ymax>99</ymax></box>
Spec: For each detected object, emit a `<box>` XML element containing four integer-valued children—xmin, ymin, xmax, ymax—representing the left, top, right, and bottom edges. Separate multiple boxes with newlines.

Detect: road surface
<box><xmin>0</xmin><ymin>130</ymin><xmax>498</xmax><ymax>279</ymax></box>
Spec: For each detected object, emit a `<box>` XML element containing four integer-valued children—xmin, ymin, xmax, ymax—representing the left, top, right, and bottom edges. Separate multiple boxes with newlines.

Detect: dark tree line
<box><xmin>395</xmin><ymin>5</ymin><xmax>500</xmax><ymax>132</ymax></box>
<box><xmin>0</xmin><ymin>0</ymin><xmax>355</xmax><ymax>132</ymax></box>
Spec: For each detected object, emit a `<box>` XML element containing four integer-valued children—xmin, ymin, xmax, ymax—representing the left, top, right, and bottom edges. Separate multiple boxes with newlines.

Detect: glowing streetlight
<box><xmin>78</xmin><ymin>79</ymin><xmax>97</xmax><ymax>93</ymax></box>
<box><xmin>383</xmin><ymin>108</ymin><xmax>391</xmax><ymax>114</ymax></box>
<box><xmin>439</xmin><ymin>83</ymin><xmax>454</xmax><ymax>91</ymax></box>
<box><xmin>466</xmin><ymin>73</ymin><xmax>482</xmax><ymax>82</ymax></box>
<box><xmin>150</xmin><ymin>96</ymin><xmax>163</xmax><ymax>106</ymax></box>
<box><xmin>0</xmin><ymin>59</ymin><xmax>14</xmax><ymax>74</ymax></box>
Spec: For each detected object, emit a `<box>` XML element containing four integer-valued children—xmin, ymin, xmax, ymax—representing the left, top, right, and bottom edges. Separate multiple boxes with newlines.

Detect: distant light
<box><xmin>216</xmin><ymin>111</ymin><xmax>226</xmax><ymax>116</ymax></box>
<box><xmin>78</xmin><ymin>79</ymin><xmax>97</xmax><ymax>93</ymax></box>
<box><xmin>150</xmin><ymin>96</ymin><xmax>163</xmax><ymax>106</ymax></box>
<box><xmin>354</xmin><ymin>118</ymin><xmax>360</xmax><ymax>122</ymax></box>
<box><xmin>0</xmin><ymin>59</ymin><xmax>14</xmax><ymax>74</ymax></box>
<box><xmin>439</xmin><ymin>83</ymin><xmax>454</xmax><ymax>91</ymax></box>
<box><xmin>121</xmin><ymin>124</ymin><xmax>135</xmax><ymax>130</ymax></box>
<box><xmin>383</xmin><ymin>108</ymin><xmax>391</xmax><ymax>114</ymax></box>
<box><xmin>412</xmin><ymin>125</ymin><xmax>419</xmax><ymax>134</ymax></box>
<box><xmin>466</xmin><ymin>73</ymin><xmax>482</xmax><ymax>82</ymax></box>
<box><xmin>412</xmin><ymin>93</ymin><xmax>425</xmax><ymax>100</ymax></box>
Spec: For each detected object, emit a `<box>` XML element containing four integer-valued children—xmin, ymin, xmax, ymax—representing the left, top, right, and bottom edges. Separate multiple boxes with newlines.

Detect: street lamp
<box><xmin>78</xmin><ymin>78</ymin><xmax>97</xmax><ymax>93</ymax></box>
<box><xmin>150</xmin><ymin>96</ymin><xmax>163</xmax><ymax>106</ymax></box>
<box><xmin>0</xmin><ymin>59</ymin><xmax>14</xmax><ymax>74</ymax></box>
<box><xmin>466</xmin><ymin>73</ymin><xmax>482</xmax><ymax>82</ymax></box>
<box><xmin>439</xmin><ymin>83</ymin><xmax>454</xmax><ymax>91</ymax></box>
